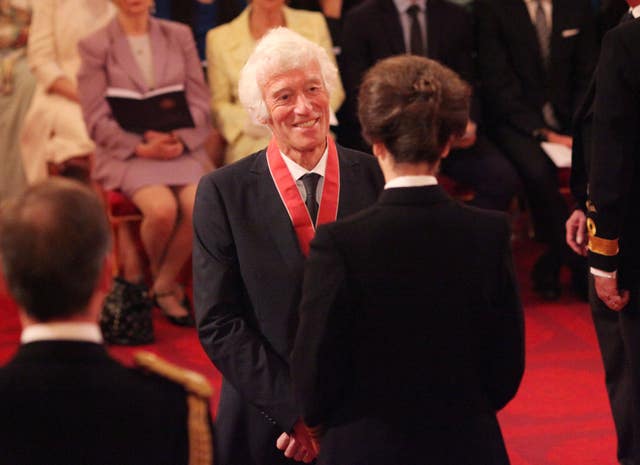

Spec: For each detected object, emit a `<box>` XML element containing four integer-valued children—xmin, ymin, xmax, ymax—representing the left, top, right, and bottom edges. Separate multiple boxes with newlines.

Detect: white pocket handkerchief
<box><xmin>562</xmin><ymin>28</ymin><xmax>580</xmax><ymax>38</ymax></box>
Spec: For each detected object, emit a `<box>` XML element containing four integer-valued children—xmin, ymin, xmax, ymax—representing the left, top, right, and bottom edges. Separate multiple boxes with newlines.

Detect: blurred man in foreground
<box><xmin>0</xmin><ymin>178</ymin><xmax>212</xmax><ymax>465</ymax></box>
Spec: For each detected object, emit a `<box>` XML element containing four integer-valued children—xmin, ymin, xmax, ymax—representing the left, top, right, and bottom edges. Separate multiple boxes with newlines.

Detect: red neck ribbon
<box><xmin>266</xmin><ymin>136</ymin><xmax>340</xmax><ymax>256</ymax></box>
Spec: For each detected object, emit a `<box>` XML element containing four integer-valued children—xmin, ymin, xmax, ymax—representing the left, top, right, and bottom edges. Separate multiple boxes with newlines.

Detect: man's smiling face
<box><xmin>263</xmin><ymin>60</ymin><xmax>330</xmax><ymax>159</ymax></box>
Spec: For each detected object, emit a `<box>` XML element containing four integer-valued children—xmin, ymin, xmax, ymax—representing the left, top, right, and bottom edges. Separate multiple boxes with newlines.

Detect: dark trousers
<box><xmin>492</xmin><ymin>124</ymin><xmax>568</xmax><ymax>255</ymax></box>
<box><xmin>590</xmin><ymin>276</ymin><xmax>640</xmax><ymax>464</ymax></box>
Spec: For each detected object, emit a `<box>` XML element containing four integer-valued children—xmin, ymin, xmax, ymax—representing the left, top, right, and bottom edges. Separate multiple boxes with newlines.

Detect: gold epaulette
<box><xmin>134</xmin><ymin>351</ymin><xmax>212</xmax><ymax>397</ymax></box>
<box><xmin>134</xmin><ymin>351</ymin><xmax>214</xmax><ymax>465</ymax></box>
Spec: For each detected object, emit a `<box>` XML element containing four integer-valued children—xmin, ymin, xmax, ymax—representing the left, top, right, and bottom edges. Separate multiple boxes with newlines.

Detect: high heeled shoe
<box><xmin>153</xmin><ymin>289</ymin><xmax>195</xmax><ymax>327</ymax></box>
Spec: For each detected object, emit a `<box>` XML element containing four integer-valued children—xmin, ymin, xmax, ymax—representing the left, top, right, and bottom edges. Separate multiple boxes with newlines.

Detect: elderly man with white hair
<box><xmin>193</xmin><ymin>27</ymin><xmax>383</xmax><ymax>465</ymax></box>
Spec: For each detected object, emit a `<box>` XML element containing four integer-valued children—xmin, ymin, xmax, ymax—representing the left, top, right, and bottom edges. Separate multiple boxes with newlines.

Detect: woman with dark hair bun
<box><xmin>292</xmin><ymin>55</ymin><xmax>524</xmax><ymax>465</ymax></box>
<box><xmin>358</xmin><ymin>55</ymin><xmax>470</xmax><ymax>166</ymax></box>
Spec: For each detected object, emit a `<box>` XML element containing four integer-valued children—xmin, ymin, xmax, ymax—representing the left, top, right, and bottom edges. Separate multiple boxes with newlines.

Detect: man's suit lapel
<box><xmin>549</xmin><ymin>0</ymin><xmax>571</xmax><ymax>68</ymax></box>
<box><xmin>336</xmin><ymin>147</ymin><xmax>376</xmax><ymax>218</ymax></box>
<box><xmin>380</xmin><ymin>0</ymin><xmax>407</xmax><ymax>55</ymax></box>
<box><xmin>426</xmin><ymin>0</ymin><xmax>443</xmax><ymax>59</ymax></box>
<box><xmin>249</xmin><ymin>147</ymin><xmax>374</xmax><ymax>269</ymax></box>
<box><xmin>508</xmin><ymin>0</ymin><xmax>547</xmax><ymax>76</ymax></box>
<box><xmin>250</xmin><ymin>152</ymin><xmax>305</xmax><ymax>271</ymax></box>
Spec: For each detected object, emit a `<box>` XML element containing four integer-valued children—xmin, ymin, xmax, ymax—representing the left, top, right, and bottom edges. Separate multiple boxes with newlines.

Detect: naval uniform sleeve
<box><xmin>588</xmin><ymin>27</ymin><xmax>640</xmax><ymax>272</ymax></box>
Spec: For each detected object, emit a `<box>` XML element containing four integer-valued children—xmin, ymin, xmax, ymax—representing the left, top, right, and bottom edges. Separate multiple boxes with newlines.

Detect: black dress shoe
<box><xmin>531</xmin><ymin>254</ymin><xmax>561</xmax><ymax>300</ymax></box>
<box><xmin>162</xmin><ymin>312</ymin><xmax>195</xmax><ymax>328</ymax></box>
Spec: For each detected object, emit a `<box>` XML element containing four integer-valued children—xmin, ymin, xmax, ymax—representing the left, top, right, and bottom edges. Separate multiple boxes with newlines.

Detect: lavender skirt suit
<box><xmin>77</xmin><ymin>17</ymin><xmax>212</xmax><ymax>197</ymax></box>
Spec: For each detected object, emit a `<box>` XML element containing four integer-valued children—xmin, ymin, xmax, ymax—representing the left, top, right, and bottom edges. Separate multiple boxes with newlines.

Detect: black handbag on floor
<box><xmin>100</xmin><ymin>277</ymin><xmax>154</xmax><ymax>345</ymax></box>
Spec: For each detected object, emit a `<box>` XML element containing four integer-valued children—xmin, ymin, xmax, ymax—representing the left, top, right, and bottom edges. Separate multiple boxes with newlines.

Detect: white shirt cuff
<box><xmin>590</xmin><ymin>267</ymin><xmax>617</xmax><ymax>279</ymax></box>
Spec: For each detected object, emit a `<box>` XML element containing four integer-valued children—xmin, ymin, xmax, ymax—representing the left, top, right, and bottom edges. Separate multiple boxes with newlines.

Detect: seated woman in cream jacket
<box><xmin>206</xmin><ymin>0</ymin><xmax>345</xmax><ymax>164</ymax></box>
<box><xmin>19</xmin><ymin>0</ymin><xmax>114</xmax><ymax>184</ymax></box>
<box><xmin>0</xmin><ymin>0</ymin><xmax>33</xmax><ymax>202</ymax></box>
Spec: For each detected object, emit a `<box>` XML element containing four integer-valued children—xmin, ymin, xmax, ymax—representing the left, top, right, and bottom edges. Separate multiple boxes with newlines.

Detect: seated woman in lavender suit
<box><xmin>77</xmin><ymin>0</ymin><xmax>212</xmax><ymax>326</ymax></box>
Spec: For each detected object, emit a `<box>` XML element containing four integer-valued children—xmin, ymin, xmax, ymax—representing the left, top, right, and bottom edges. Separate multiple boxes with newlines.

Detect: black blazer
<box><xmin>292</xmin><ymin>185</ymin><xmax>525</xmax><ymax>465</ymax></box>
<box><xmin>0</xmin><ymin>341</ymin><xmax>190</xmax><ymax>465</ymax></box>
<box><xmin>193</xmin><ymin>145</ymin><xmax>383</xmax><ymax>464</ymax></box>
<box><xmin>588</xmin><ymin>19</ymin><xmax>640</xmax><ymax>283</ymax></box>
<box><xmin>475</xmin><ymin>0</ymin><xmax>596</xmax><ymax>136</ymax></box>
<box><xmin>338</xmin><ymin>0</ymin><xmax>477</xmax><ymax>150</ymax></box>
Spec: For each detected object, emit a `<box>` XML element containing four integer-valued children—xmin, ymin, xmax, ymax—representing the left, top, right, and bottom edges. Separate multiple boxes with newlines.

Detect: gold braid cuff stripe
<box><xmin>588</xmin><ymin>236</ymin><xmax>619</xmax><ymax>256</ymax></box>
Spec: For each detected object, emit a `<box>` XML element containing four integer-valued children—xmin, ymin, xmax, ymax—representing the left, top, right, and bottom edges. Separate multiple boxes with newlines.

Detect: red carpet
<box><xmin>0</xmin><ymin>236</ymin><xmax>615</xmax><ymax>464</ymax></box>
<box><xmin>499</xmin><ymin>236</ymin><xmax>616</xmax><ymax>465</ymax></box>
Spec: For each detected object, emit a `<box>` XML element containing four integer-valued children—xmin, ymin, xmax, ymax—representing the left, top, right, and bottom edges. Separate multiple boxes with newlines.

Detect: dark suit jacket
<box><xmin>338</xmin><ymin>0</ymin><xmax>477</xmax><ymax>150</ymax></box>
<box><xmin>292</xmin><ymin>185</ymin><xmax>524</xmax><ymax>465</ymax></box>
<box><xmin>0</xmin><ymin>341</ymin><xmax>190</xmax><ymax>465</ymax></box>
<box><xmin>193</xmin><ymin>145</ymin><xmax>383</xmax><ymax>464</ymax></box>
<box><xmin>288</xmin><ymin>0</ymin><xmax>358</xmax><ymax>47</ymax></box>
<box><xmin>588</xmin><ymin>19</ymin><xmax>640</xmax><ymax>284</ymax></box>
<box><xmin>475</xmin><ymin>0</ymin><xmax>596</xmax><ymax>136</ymax></box>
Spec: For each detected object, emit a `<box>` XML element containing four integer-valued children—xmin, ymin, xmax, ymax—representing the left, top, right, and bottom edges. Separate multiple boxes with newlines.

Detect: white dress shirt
<box><xmin>524</xmin><ymin>0</ymin><xmax>552</xmax><ymax>29</ymax></box>
<box><xmin>280</xmin><ymin>145</ymin><xmax>328</xmax><ymax>204</ymax></box>
<box><xmin>392</xmin><ymin>0</ymin><xmax>428</xmax><ymax>54</ymax></box>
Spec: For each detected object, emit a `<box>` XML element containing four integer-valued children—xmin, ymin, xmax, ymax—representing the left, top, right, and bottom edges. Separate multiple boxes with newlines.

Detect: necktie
<box><xmin>534</xmin><ymin>0</ymin><xmax>549</xmax><ymax>66</ymax></box>
<box><xmin>300</xmin><ymin>173</ymin><xmax>321</xmax><ymax>225</ymax></box>
<box><xmin>407</xmin><ymin>4</ymin><xmax>424</xmax><ymax>56</ymax></box>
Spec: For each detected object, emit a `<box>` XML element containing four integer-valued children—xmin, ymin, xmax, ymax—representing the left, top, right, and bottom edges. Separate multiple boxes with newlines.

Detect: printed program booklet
<box><xmin>106</xmin><ymin>84</ymin><xmax>195</xmax><ymax>134</ymax></box>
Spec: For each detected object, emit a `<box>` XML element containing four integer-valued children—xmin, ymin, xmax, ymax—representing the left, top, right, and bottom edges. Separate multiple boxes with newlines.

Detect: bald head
<box><xmin>0</xmin><ymin>179</ymin><xmax>111</xmax><ymax>321</ymax></box>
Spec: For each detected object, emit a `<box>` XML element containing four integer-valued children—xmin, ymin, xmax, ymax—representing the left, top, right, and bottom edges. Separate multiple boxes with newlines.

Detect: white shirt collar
<box><xmin>524</xmin><ymin>0</ymin><xmax>550</xmax><ymax>6</ymax></box>
<box><xmin>524</xmin><ymin>0</ymin><xmax>552</xmax><ymax>25</ymax></box>
<box><xmin>280</xmin><ymin>144</ymin><xmax>328</xmax><ymax>180</ymax></box>
<box><xmin>21</xmin><ymin>322</ymin><xmax>103</xmax><ymax>344</ymax></box>
<box><xmin>631</xmin><ymin>5</ymin><xmax>640</xmax><ymax>18</ymax></box>
<box><xmin>393</xmin><ymin>0</ymin><xmax>427</xmax><ymax>14</ymax></box>
<box><xmin>384</xmin><ymin>175</ymin><xmax>438</xmax><ymax>189</ymax></box>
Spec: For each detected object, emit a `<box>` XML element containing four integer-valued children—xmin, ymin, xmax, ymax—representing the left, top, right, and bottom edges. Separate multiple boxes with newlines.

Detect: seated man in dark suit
<box><xmin>476</xmin><ymin>0</ymin><xmax>597</xmax><ymax>299</ymax></box>
<box><xmin>292</xmin><ymin>55</ymin><xmax>525</xmax><ymax>465</ymax></box>
<box><xmin>337</xmin><ymin>0</ymin><xmax>520</xmax><ymax>212</ymax></box>
<box><xmin>0</xmin><ymin>178</ymin><xmax>213</xmax><ymax>465</ymax></box>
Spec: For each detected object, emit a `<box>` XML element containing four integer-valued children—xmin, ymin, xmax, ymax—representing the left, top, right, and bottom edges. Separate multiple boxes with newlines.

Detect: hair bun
<box><xmin>412</xmin><ymin>77</ymin><xmax>439</xmax><ymax>102</ymax></box>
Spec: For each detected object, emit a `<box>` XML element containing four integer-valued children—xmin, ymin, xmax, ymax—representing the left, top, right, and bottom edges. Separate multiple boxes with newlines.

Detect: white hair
<box><xmin>238</xmin><ymin>27</ymin><xmax>339</xmax><ymax>125</ymax></box>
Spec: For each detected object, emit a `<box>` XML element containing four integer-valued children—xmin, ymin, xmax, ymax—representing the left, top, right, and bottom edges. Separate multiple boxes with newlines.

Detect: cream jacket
<box><xmin>20</xmin><ymin>0</ymin><xmax>114</xmax><ymax>183</ymax></box>
<box><xmin>206</xmin><ymin>6</ymin><xmax>345</xmax><ymax>164</ymax></box>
